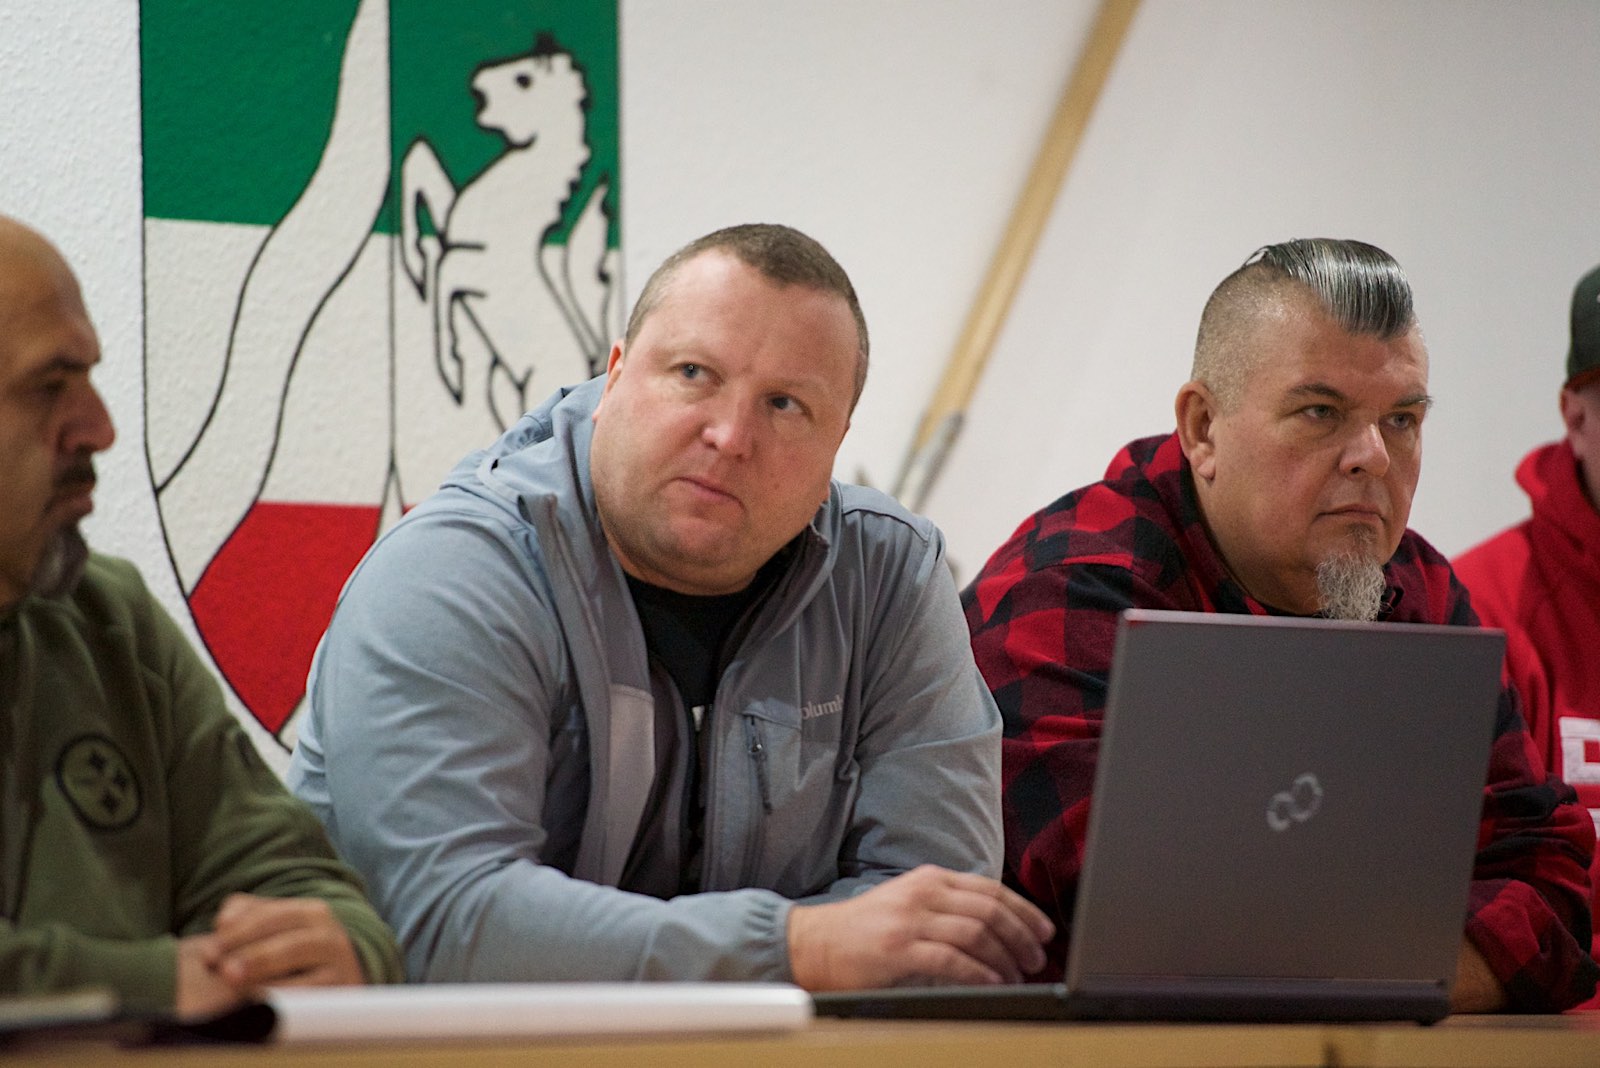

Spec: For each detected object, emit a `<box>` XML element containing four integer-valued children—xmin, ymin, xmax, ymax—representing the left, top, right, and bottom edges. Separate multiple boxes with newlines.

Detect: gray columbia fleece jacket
<box><xmin>288</xmin><ymin>375</ymin><xmax>1002</xmax><ymax>982</ymax></box>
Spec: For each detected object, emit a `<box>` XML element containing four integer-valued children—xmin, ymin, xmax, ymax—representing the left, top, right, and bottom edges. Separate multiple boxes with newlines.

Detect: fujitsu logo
<box><xmin>1266</xmin><ymin>772</ymin><xmax>1323</xmax><ymax>832</ymax></box>
<box><xmin>801</xmin><ymin>695</ymin><xmax>844</xmax><ymax>721</ymax></box>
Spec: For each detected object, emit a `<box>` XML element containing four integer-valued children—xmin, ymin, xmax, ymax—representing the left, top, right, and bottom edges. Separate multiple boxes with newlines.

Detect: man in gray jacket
<box><xmin>290</xmin><ymin>223</ymin><xmax>1052</xmax><ymax>988</ymax></box>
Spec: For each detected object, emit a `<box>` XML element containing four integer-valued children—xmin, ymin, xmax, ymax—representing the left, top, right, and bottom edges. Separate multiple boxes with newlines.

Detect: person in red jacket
<box><xmin>967</xmin><ymin>239</ymin><xmax>1599</xmax><ymax>1013</ymax></box>
<box><xmin>1455</xmin><ymin>262</ymin><xmax>1600</xmax><ymax>1008</ymax></box>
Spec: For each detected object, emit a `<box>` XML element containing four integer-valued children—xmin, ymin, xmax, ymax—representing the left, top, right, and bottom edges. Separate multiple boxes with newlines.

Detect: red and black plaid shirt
<box><xmin>964</xmin><ymin>432</ymin><xmax>1599</xmax><ymax>1011</ymax></box>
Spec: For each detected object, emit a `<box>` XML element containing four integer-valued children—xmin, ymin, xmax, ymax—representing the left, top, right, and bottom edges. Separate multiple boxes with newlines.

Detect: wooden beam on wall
<box><xmin>893</xmin><ymin>0</ymin><xmax>1142</xmax><ymax>511</ymax></box>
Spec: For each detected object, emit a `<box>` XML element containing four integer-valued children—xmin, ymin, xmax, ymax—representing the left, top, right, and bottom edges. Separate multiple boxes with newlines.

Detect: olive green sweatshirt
<box><xmin>0</xmin><ymin>554</ymin><xmax>401</xmax><ymax>1011</ymax></box>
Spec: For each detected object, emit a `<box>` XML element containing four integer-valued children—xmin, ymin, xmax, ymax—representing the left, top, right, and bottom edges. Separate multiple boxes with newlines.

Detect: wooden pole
<box><xmin>892</xmin><ymin>0</ymin><xmax>1141</xmax><ymax>511</ymax></box>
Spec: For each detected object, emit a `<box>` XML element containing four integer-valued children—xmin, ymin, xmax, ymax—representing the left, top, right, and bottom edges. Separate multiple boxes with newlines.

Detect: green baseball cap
<box><xmin>1570</xmin><ymin>262</ymin><xmax>1600</xmax><ymax>386</ymax></box>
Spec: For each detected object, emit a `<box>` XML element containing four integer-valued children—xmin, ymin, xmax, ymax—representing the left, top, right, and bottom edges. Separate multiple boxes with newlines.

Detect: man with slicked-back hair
<box><xmin>966</xmin><ymin>238</ymin><xmax>1598</xmax><ymax>1013</ymax></box>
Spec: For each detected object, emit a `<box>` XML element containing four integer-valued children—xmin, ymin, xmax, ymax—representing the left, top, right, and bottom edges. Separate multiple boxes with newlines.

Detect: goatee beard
<box><xmin>1314</xmin><ymin>534</ymin><xmax>1386</xmax><ymax>622</ymax></box>
<box><xmin>31</xmin><ymin>525</ymin><xmax>90</xmax><ymax>600</ymax></box>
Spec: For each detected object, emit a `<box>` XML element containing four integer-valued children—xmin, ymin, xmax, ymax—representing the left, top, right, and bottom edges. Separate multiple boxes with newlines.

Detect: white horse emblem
<box><xmin>400</xmin><ymin>35</ymin><xmax>612</xmax><ymax>433</ymax></box>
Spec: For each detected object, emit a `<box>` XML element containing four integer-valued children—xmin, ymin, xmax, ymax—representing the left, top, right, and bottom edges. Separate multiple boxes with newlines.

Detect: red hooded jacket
<box><xmin>1456</xmin><ymin>440</ymin><xmax>1600</xmax><ymax>1006</ymax></box>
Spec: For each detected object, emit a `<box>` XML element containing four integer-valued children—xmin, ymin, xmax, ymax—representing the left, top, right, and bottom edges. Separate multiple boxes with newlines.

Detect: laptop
<box><xmin>815</xmin><ymin>609</ymin><xmax>1505</xmax><ymax>1023</ymax></box>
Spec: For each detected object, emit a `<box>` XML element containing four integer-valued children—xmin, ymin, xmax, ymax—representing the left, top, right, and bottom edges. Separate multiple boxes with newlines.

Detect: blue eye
<box><xmin>680</xmin><ymin>363</ymin><xmax>701</xmax><ymax>380</ymax></box>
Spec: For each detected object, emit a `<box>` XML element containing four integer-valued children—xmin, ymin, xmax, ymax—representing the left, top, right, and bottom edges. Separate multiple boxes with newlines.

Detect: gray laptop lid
<box><xmin>1066</xmin><ymin>609</ymin><xmax>1504</xmax><ymax>1012</ymax></box>
<box><xmin>812</xmin><ymin>609</ymin><xmax>1505</xmax><ymax>1022</ymax></box>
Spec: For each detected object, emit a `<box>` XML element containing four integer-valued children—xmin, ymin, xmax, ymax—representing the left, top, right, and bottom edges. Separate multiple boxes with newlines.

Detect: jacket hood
<box><xmin>437</xmin><ymin>377</ymin><xmax>605</xmax><ymax>565</ymax></box>
<box><xmin>1520</xmin><ymin>439</ymin><xmax>1600</xmax><ymax>573</ymax></box>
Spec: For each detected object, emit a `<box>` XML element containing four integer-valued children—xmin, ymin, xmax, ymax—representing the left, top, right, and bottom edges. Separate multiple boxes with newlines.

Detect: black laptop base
<box><xmin>812</xmin><ymin>979</ymin><xmax>1449</xmax><ymax>1025</ymax></box>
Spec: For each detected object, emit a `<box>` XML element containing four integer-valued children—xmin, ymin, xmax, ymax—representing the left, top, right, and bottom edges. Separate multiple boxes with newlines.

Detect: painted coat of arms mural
<box><xmin>141</xmin><ymin>0</ymin><xmax>620</xmax><ymax>748</ymax></box>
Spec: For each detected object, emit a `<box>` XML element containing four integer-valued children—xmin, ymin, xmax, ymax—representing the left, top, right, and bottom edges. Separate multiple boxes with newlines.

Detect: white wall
<box><xmin>920</xmin><ymin>0</ymin><xmax>1600</xmax><ymax>576</ymax></box>
<box><xmin>622</xmin><ymin>0</ymin><xmax>1600</xmax><ymax>576</ymax></box>
<box><xmin>2</xmin><ymin>0</ymin><xmax>1596</xmax><ymax>680</ymax></box>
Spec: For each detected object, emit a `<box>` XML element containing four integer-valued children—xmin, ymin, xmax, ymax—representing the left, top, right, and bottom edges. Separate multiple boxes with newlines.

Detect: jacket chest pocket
<box><xmin>735</xmin><ymin>697</ymin><xmax>859</xmax><ymax>893</ymax></box>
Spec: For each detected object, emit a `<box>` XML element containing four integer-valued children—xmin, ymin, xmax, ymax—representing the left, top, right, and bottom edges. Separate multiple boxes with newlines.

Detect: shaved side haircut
<box><xmin>1192</xmin><ymin>238</ymin><xmax>1417</xmax><ymax>410</ymax></box>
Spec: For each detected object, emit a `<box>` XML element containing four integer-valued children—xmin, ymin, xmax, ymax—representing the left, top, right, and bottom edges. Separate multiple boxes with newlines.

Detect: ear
<box><xmin>1561</xmin><ymin>385</ymin><xmax>1586</xmax><ymax>439</ymax></box>
<box><xmin>1175</xmin><ymin>381</ymin><xmax>1220</xmax><ymax>482</ymax></box>
<box><xmin>820</xmin><ymin>419</ymin><xmax>852</xmax><ymax>506</ymax></box>
<box><xmin>593</xmin><ymin>343</ymin><xmax>625</xmax><ymax>421</ymax></box>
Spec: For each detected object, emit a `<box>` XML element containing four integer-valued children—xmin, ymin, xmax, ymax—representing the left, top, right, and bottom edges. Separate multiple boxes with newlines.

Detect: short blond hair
<box><xmin>624</xmin><ymin>223</ymin><xmax>869</xmax><ymax>407</ymax></box>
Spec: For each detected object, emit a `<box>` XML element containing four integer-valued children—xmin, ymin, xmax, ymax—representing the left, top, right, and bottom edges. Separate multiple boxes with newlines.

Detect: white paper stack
<box><xmin>260</xmin><ymin>982</ymin><xmax>814</xmax><ymax>1044</ymax></box>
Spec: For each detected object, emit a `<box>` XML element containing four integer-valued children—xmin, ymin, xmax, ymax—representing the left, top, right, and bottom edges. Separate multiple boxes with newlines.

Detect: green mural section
<box><xmin>141</xmin><ymin>0</ymin><xmax>619</xmax><ymax>244</ymax></box>
<box><xmin>389</xmin><ymin>0</ymin><xmax>619</xmax><ymax>246</ymax></box>
<box><xmin>142</xmin><ymin>1</ymin><xmax>357</xmax><ymax>227</ymax></box>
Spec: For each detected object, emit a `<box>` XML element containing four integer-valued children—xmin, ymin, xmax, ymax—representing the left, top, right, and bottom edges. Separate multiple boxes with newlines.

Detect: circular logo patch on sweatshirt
<box><xmin>55</xmin><ymin>734</ymin><xmax>142</xmax><ymax>831</ymax></box>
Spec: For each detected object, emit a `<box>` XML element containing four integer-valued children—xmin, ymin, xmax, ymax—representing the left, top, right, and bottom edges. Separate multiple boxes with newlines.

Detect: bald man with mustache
<box><xmin>0</xmin><ymin>216</ymin><xmax>400</xmax><ymax>1017</ymax></box>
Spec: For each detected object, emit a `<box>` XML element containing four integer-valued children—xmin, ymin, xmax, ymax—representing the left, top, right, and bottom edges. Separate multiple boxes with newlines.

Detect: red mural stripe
<box><xmin>189</xmin><ymin>500</ymin><xmax>381</xmax><ymax>735</ymax></box>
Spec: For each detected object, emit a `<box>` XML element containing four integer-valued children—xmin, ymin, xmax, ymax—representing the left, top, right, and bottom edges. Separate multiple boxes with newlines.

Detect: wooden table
<box><xmin>3</xmin><ymin>1015</ymin><xmax>1597</xmax><ymax>1067</ymax></box>
<box><xmin>1329</xmin><ymin>1013</ymin><xmax>1600</xmax><ymax>1067</ymax></box>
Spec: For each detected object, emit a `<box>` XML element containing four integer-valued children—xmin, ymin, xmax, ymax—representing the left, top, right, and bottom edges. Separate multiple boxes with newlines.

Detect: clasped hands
<box><xmin>175</xmin><ymin>893</ymin><xmax>364</xmax><ymax>1018</ymax></box>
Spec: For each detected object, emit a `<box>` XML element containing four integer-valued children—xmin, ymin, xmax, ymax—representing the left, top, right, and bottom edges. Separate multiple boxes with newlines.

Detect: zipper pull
<box><xmin>746</xmin><ymin>718</ymin><xmax>773</xmax><ymax>814</ymax></box>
